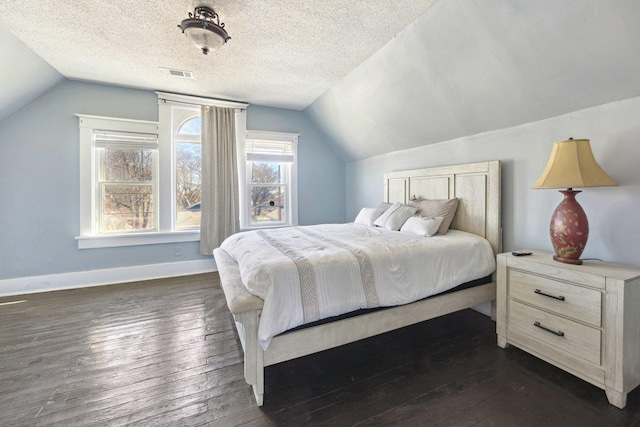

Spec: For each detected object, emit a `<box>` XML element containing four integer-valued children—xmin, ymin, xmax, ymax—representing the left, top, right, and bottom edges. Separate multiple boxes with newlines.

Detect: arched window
<box><xmin>177</xmin><ymin>116</ymin><xmax>201</xmax><ymax>135</ymax></box>
<box><xmin>174</xmin><ymin>113</ymin><xmax>202</xmax><ymax>229</ymax></box>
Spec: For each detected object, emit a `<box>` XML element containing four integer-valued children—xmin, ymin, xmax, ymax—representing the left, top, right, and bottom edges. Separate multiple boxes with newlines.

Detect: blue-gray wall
<box><xmin>0</xmin><ymin>80</ymin><xmax>345</xmax><ymax>280</ymax></box>
<box><xmin>345</xmin><ymin>96</ymin><xmax>640</xmax><ymax>267</ymax></box>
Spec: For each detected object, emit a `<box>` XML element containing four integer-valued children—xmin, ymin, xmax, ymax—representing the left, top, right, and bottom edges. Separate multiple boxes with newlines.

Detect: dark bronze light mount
<box><xmin>178</xmin><ymin>6</ymin><xmax>230</xmax><ymax>55</ymax></box>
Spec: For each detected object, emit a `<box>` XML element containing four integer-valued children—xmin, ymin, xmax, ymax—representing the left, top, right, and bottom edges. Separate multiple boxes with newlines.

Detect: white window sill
<box><xmin>76</xmin><ymin>230</ymin><xmax>200</xmax><ymax>249</ymax></box>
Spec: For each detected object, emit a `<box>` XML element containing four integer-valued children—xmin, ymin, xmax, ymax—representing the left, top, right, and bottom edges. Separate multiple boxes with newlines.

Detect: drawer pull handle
<box><xmin>534</xmin><ymin>321</ymin><xmax>565</xmax><ymax>337</ymax></box>
<box><xmin>535</xmin><ymin>289</ymin><xmax>565</xmax><ymax>301</ymax></box>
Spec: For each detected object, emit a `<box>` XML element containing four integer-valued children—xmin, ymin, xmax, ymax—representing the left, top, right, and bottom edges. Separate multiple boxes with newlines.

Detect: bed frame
<box><xmin>213</xmin><ymin>160</ymin><xmax>501</xmax><ymax>406</ymax></box>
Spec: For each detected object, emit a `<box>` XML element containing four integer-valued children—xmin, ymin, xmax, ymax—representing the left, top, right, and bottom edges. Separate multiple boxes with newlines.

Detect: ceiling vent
<box><xmin>159</xmin><ymin>67</ymin><xmax>194</xmax><ymax>79</ymax></box>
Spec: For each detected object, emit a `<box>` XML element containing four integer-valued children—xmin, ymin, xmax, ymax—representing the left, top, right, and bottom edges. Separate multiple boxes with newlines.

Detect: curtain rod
<box><xmin>155</xmin><ymin>91</ymin><xmax>248</xmax><ymax>110</ymax></box>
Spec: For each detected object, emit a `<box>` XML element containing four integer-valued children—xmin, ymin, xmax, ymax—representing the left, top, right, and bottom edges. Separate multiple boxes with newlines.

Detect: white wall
<box><xmin>346</xmin><ymin>96</ymin><xmax>640</xmax><ymax>267</ymax></box>
<box><xmin>307</xmin><ymin>0</ymin><xmax>640</xmax><ymax>162</ymax></box>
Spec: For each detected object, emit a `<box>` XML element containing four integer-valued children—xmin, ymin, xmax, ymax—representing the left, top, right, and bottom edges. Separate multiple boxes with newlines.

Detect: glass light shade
<box><xmin>178</xmin><ymin>7</ymin><xmax>230</xmax><ymax>55</ymax></box>
<box><xmin>184</xmin><ymin>27</ymin><xmax>226</xmax><ymax>52</ymax></box>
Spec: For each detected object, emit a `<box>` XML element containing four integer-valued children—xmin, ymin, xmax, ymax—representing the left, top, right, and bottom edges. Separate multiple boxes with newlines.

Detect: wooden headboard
<box><xmin>384</xmin><ymin>161</ymin><xmax>502</xmax><ymax>255</ymax></box>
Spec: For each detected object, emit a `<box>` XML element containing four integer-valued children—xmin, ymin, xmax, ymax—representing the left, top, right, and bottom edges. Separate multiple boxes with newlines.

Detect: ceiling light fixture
<box><xmin>178</xmin><ymin>6</ymin><xmax>230</xmax><ymax>55</ymax></box>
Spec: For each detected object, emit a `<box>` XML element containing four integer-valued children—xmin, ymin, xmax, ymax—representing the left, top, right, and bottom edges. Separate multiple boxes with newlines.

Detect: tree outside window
<box><xmin>250</xmin><ymin>162</ymin><xmax>286</xmax><ymax>223</ymax></box>
<box><xmin>242</xmin><ymin>132</ymin><xmax>298</xmax><ymax>228</ymax></box>
<box><xmin>100</xmin><ymin>148</ymin><xmax>155</xmax><ymax>232</ymax></box>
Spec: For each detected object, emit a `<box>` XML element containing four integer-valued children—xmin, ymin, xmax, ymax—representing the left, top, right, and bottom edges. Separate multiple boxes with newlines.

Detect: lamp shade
<box><xmin>532</xmin><ymin>139</ymin><xmax>617</xmax><ymax>189</ymax></box>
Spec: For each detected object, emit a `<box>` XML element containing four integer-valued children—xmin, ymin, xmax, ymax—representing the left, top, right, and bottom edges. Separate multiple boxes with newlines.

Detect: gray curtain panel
<box><xmin>200</xmin><ymin>105</ymin><xmax>239</xmax><ymax>254</ymax></box>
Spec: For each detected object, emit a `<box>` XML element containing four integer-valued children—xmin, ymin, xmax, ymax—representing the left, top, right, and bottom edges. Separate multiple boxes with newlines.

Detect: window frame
<box><xmin>239</xmin><ymin>130</ymin><xmax>299</xmax><ymax>230</ymax></box>
<box><xmin>95</xmin><ymin>142</ymin><xmax>158</xmax><ymax>234</ymax></box>
<box><xmin>172</xmin><ymin>108</ymin><xmax>202</xmax><ymax>231</ymax></box>
<box><xmin>77</xmin><ymin>93</ymin><xmax>247</xmax><ymax>249</ymax></box>
<box><xmin>76</xmin><ymin>115</ymin><xmax>201</xmax><ymax>249</ymax></box>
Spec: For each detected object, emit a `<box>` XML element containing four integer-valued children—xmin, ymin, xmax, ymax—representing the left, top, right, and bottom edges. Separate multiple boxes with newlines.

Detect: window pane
<box><xmin>177</xmin><ymin>117</ymin><xmax>201</xmax><ymax>135</ymax></box>
<box><xmin>176</xmin><ymin>141</ymin><xmax>201</xmax><ymax>229</ymax></box>
<box><xmin>250</xmin><ymin>186</ymin><xmax>286</xmax><ymax>224</ymax></box>
<box><xmin>105</xmin><ymin>148</ymin><xmax>154</xmax><ymax>182</ymax></box>
<box><xmin>102</xmin><ymin>184</ymin><xmax>154</xmax><ymax>232</ymax></box>
<box><xmin>251</xmin><ymin>162</ymin><xmax>283</xmax><ymax>184</ymax></box>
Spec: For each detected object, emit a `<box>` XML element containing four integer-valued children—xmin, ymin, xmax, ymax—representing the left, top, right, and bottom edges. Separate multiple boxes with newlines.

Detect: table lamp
<box><xmin>532</xmin><ymin>138</ymin><xmax>617</xmax><ymax>265</ymax></box>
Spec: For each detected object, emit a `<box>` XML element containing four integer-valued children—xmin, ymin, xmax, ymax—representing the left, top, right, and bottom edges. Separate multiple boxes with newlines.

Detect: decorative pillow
<box><xmin>400</xmin><ymin>216</ymin><xmax>444</xmax><ymax>237</ymax></box>
<box><xmin>373</xmin><ymin>202</ymin><xmax>417</xmax><ymax>231</ymax></box>
<box><xmin>409</xmin><ymin>198</ymin><xmax>459</xmax><ymax>235</ymax></box>
<box><xmin>376</xmin><ymin>202</ymin><xmax>392</xmax><ymax>212</ymax></box>
<box><xmin>373</xmin><ymin>202</ymin><xmax>401</xmax><ymax>227</ymax></box>
<box><xmin>354</xmin><ymin>206</ymin><xmax>387</xmax><ymax>227</ymax></box>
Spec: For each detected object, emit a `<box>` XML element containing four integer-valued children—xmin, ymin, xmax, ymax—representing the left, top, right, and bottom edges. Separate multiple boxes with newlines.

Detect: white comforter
<box><xmin>220</xmin><ymin>223</ymin><xmax>495</xmax><ymax>349</ymax></box>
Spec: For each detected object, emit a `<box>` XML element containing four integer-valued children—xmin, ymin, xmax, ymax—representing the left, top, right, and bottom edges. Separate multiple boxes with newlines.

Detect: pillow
<box><xmin>400</xmin><ymin>216</ymin><xmax>444</xmax><ymax>237</ymax></box>
<box><xmin>409</xmin><ymin>198</ymin><xmax>459</xmax><ymax>235</ymax></box>
<box><xmin>354</xmin><ymin>206</ymin><xmax>387</xmax><ymax>227</ymax></box>
<box><xmin>373</xmin><ymin>202</ymin><xmax>401</xmax><ymax>227</ymax></box>
<box><xmin>373</xmin><ymin>202</ymin><xmax>417</xmax><ymax>231</ymax></box>
<box><xmin>377</xmin><ymin>202</ymin><xmax>392</xmax><ymax>212</ymax></box>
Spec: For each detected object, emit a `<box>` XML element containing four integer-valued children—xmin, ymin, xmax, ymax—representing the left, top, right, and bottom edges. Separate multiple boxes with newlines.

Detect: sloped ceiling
<box><xmin>0</xmin><ymin>23</ymin><xmax>63</xmax><ymax>123</ymax></box>
<box><xmin>306</xmin><ymin>0</ymin><xmax>640</xmax><ymax>162</ymax></box>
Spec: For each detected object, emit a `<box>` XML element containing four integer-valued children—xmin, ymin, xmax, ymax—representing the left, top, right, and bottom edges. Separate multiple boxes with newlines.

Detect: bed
<box><xmin>213</xmin><ymin>160</ymin><xmax>501</xmax><ymax>406</ymax></box>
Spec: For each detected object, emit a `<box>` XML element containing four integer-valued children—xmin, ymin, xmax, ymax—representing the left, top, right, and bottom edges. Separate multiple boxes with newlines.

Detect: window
<box><xmin>78</xmin><ymin>115</ymin><xmax>168</xmax><ymax>248</ymax></box>
<box><xmin>76</xmin><ymin>114</ymin><xmax>201</xmax><ymax>248</ymax></box>
<box><xmin>94</xmin><ymin>130</ymin><xmax>158</xmax><ymax>233</ymax></box>
<box><xmin>240</xmin><ymin>131</ymin><xmax>298</xmax><ymax>229</ymax></box>
<box><xmin>77</xmin><ymin>93</ymin><xmax>247</xmax><ymax>249</ymax></box>
<box><xmin>172</xmin><ymin>111</ymin><xmax>202</xmax><ymax>230</ymax></box>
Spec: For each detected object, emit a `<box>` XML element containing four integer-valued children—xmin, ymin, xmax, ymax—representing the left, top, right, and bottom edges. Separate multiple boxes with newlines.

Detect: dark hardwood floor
<box><xmin>1</xmin><ymin>273</ymin><xmax>639</xmax><ymax>426</ymax></box>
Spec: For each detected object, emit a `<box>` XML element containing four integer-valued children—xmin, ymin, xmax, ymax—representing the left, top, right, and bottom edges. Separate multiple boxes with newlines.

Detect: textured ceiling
<box><xmin>0</xmin><ymin>0</ymin><xmax>437</xmax><ymax>110</ymax></box>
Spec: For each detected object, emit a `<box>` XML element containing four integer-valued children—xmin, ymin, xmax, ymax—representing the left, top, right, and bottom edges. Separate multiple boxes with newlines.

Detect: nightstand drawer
<box><xmin>509</xmin><ymin>300</ymin><xmax>601</xmax><ymax>366</ymax></box>
<box><xmin>509</xmin><ymin>269</ymin><xmax>601</xmax><ymax>327</ymax></box>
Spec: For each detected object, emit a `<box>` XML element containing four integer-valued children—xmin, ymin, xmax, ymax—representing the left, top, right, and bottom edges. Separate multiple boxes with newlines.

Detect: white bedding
<box><xmin>219</xmin><ymin>223</ymin><xmax>495</xmax><ymax>349</ymax></box>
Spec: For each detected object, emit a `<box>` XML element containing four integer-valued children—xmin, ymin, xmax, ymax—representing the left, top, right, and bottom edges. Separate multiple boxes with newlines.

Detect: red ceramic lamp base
<box><xmin>549</xmin><ymin>189</ymin><xmax>589</xmax><ymax>265</ymax></box>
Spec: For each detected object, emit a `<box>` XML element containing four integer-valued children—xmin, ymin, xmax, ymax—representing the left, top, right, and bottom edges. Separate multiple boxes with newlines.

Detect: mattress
<box><xmin>219</xmin><ymin>223</ymin><xmax>496</xmax><ymax>349</ymax></box>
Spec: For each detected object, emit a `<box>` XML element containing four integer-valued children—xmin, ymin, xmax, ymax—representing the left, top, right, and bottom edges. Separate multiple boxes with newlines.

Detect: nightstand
<box><xmin>496</xmin><ymin>251</ymin><xmax>640</xmax><ymax>408</ymax></box>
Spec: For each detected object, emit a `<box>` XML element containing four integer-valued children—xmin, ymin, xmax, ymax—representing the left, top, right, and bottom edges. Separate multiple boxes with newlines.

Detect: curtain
<box><xmin>200</xmin><ymin>105</ymin><xmax>239</xmax><ymax>254</ymax></box>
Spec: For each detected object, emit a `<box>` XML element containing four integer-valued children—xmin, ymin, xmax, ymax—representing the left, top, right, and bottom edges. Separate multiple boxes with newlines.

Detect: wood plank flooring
<box><xmin>1</xmin><ymin>273</ymin><xmax>639</xmax><ymax>426</ymax></box>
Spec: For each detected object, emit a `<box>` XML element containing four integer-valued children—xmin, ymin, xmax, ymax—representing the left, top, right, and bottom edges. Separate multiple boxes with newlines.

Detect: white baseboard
<box><xmin>0</xmin><ymin>259</ymin><xmax>217</xmax><ymax>298</ymax></box>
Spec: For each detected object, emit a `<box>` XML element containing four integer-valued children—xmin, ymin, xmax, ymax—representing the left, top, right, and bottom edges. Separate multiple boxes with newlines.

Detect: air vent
<box><xmin>159</xmin><ymin>67</ymin><xmax>194</xmax><ymax>79</ymax></box>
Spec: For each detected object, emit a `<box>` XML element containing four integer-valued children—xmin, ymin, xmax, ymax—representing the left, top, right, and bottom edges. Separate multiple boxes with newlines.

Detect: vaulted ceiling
<box><xmin>307</xmin><ymin>0</ymin><xmax>640</xmax><ymax>161</ymax></box>
<box><xmin>2</xmin><ymin>1</ymin><xmax>640</xmax><ymax>162</ymax></box>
